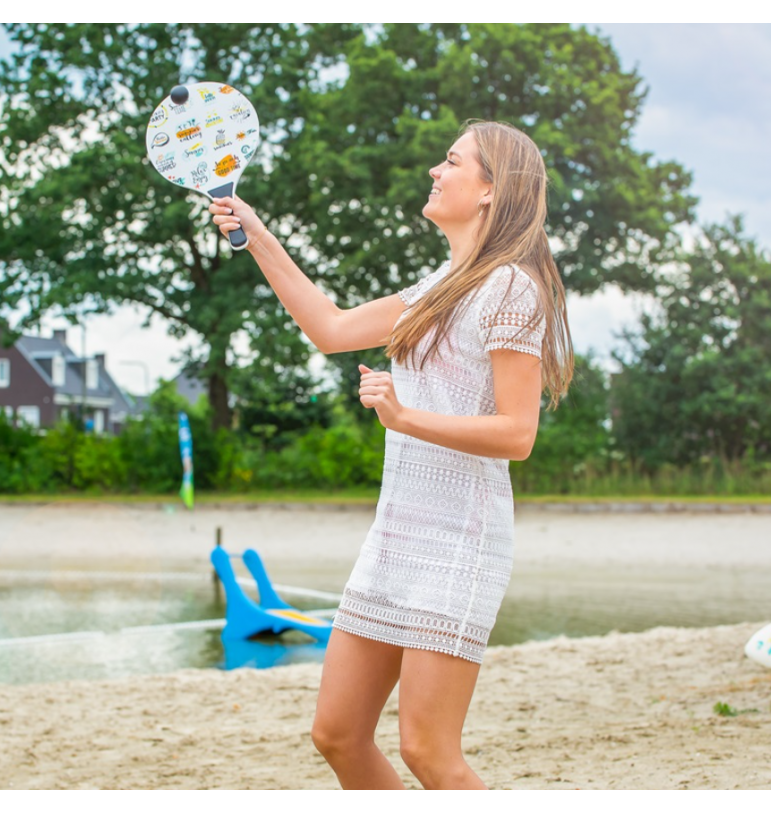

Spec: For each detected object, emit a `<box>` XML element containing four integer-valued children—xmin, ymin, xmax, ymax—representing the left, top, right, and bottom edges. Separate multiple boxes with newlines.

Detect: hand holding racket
<box><xmin>146</xmin><ymin>81</ymin><xmax>260</xmax><ymax>250</ymax></box>
<box><xmin>208</xmin><ymin>194</ymin><xmax>266</xmax><ymax>249</ymax></box>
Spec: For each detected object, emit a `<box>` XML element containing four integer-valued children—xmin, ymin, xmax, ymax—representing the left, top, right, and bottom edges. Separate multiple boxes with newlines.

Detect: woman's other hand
<box><xmin>358</xmin><ymin>364</ymin><xmax>404</xmax><ymax>431</ymax></box>
<box><xmin>208</xmin><ymin>195</ymin><xmax>265</xmax><ymax>249</ymax></box>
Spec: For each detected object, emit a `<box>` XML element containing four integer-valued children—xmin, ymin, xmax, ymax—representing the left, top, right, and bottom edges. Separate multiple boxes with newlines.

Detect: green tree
<box><xmin>611</xmin><ymin>218</ymin><xmax>771</xmax><ymax>468</ymax></box>
<box><xmin>511</xmin><ymin>354</ymin><xmax>612</xmax><ymax>492</ymax></box>
<box><xmin>1</xmin><ymin>24</ymin><xmax>695</xmax><ymax>432</ymax></box>
<box><xmin>278</xmin><ymin>23</ymin><xmax>695</xmax><ymax>306</ymax></box>
<box><xmin>0</xmin><ymin>23</ymin><xmax>358</xmax><ymax>429</ymax></box>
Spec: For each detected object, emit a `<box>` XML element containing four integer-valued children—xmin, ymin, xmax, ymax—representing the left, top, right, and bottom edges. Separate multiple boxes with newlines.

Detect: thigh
<box><xmin>398</xmin><ymin>649</ymin><xmax>481</xmax><ymax>751</ymax></box>
<box><xmin>315</xmin><ymin>628</ymin><xmax>404</xmax><ymax>740</ymax></box>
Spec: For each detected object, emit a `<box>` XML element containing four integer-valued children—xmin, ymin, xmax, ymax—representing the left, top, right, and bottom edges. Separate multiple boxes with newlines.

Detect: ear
<box><xmin>479</xmin><ymin>190</ymin><xmax>493</xmax><ymax>207</ymax></box>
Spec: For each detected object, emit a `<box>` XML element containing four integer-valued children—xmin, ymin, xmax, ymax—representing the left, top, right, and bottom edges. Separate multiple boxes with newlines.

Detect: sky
<box><xmin>2</xmin><ymin>24</ymin><xmax>770</xmax><ymax>394</ymax></box>
<box><xmin>567</xmin><ymin>23</ymin><xmax>771</xmax><ymax>372</ymax></box>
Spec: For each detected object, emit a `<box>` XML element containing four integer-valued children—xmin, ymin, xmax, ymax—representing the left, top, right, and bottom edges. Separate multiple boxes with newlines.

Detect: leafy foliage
<box><xmin>0</xmin><ymin>23</ymin><xmax>358</xmax><ymax>428</ymax></box>
<box><xmin>612</xmin><ymin>219</ymin><xmax>771</xmax><ymax>468</ymax></box>
<box><xmin>1</xmin><ymin>23</ymin><xmax>695</xmax><ymax>433</ymax></box>
<box><xmin>277</xmin><ymin>23</ymin><xmax>695</xmax><ymax>305</ymax></box>
<box><xmin>511</xmin><ymin>354</ymin><xmax>612</xmax><ymax>493</ymax></box>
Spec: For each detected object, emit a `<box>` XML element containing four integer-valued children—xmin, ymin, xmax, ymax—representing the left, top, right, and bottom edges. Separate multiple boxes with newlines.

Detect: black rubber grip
<box><xmin>208</xmin><ymin>181</ymin><xmax>247</xmax><ymax>251</ymax></box>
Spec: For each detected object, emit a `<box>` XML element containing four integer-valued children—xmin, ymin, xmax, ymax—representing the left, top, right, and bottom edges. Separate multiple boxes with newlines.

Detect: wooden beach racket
<box><xmin>146</xmin><ymin>81</ymin><xmax>260</xmax><ymax>250</ymax></box>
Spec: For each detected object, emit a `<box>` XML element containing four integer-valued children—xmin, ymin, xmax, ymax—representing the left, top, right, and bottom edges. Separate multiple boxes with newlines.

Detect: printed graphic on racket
<box><xmin>146</xmin><ymin>81</ymin><xmax>260</xmax><ymax>250</ymax></box>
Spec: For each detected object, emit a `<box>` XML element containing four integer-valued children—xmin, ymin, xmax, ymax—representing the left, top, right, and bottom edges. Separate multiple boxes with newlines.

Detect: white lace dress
<box><xmin>333</xmin><ymin>262</ymin><xmax>545</xmax><ymax>663</ymax></box>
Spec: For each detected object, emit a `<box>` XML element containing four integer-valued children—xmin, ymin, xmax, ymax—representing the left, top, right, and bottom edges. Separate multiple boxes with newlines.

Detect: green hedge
<box><xmin>2</xmin><ymin>377</ymin><xmax>769</xmax><ymax>497</ymax></box>
<box><xmin>0</xmin><ymin>389</ymin><xmax>386</xmax><ymax>495</ymax></box>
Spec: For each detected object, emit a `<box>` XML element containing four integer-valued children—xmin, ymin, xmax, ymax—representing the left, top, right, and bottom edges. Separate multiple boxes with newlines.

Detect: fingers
<box><xmin>209</xmin><ymin>196</ymin><xmax>241</xmax><ymax>236</ymax></box>
<box><xmin>212</xmin><ymin>214</ymin><xmax>241</xmax><ymax>228</ymax></box>
<box><xmin>358</xmin><ymin>366</ymin><xmax>393</xmax><ymax>409</ymax></box>
<box><xmin>358</xmin><ymin>368</ymin><xmax>393</xmax><ymax>409</ymax></box>
<box><xmin>208</xmin><ymin>196</ymin><xmax>265</xmax><ymax>246</ymax></box>
<box><xmin>359</xmin><ymin>391</ymin><xmax>387</xmax><ymax>409</ymax></box>
<box><xmin>208</xmin><ymin>196</ymin><xmax>235</xmax><ymax>215</ymax></box>
<box><xmin>358</xmin><ymin>364</ymin><xmax>387</xmax><ymax>381</ymax></box>
<box><xmin>358</xmin><ymin>375</ymin><xmax>391</xmax><ymax>391</ymax></box>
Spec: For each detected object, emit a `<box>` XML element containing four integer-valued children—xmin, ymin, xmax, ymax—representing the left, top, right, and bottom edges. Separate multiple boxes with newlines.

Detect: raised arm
<box><xmin>209</xmin><ymin>195</ymin><xmax>406</xmax><ymax>354</ymax></box>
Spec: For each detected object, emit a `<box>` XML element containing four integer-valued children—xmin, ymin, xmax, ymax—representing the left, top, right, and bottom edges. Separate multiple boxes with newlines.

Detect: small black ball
<box><xmin>170</xmin><ymin>85</ymin><xmax>189</xmax><ymax>105</ymax></box>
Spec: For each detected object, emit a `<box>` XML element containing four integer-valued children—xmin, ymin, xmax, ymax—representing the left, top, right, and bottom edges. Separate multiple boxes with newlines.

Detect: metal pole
<box><xmin>213</xmin><ymin>526</ymin><xmax>222</xmax><ymax>603</ymax></box>
<box><xmin>81</xmin><ymin>322</ymin><xmax>87</xmax><ymax>427</ymax></box>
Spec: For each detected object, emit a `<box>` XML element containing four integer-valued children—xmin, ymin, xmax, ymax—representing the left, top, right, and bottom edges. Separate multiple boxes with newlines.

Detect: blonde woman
<box><xmin>209</xmin><ymin>121</ymin><xmax>573</xmax><ymax>790</ymax></box>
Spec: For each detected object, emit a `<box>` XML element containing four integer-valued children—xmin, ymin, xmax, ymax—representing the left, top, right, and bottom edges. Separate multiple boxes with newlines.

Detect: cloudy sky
<box><xmin>566</xmin><ymin>23</ymin><xmax>771</xmax><ymax>370</ymax></box>
<box><xmin>2</xmin><ymin>24</ymin><xmax>769</xmax><ymax>393</ymax></box>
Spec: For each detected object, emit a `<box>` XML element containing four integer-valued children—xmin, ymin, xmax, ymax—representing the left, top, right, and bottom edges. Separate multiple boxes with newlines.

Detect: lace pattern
<box><xmin>335</xmin><ymin>263</ymin><xmax>543</xmax><ymax>663</ymax></box>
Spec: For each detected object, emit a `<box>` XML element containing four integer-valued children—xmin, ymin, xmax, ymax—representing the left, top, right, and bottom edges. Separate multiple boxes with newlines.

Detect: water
<box><xmin>0</xmin><ymin>571</ymin><xmax>329</xmax><ymax>685</ymax></box>
<box><xmin>1</xmin><ymin>562</ymin><xmax>768</xmax><ymax>686</ymax></box>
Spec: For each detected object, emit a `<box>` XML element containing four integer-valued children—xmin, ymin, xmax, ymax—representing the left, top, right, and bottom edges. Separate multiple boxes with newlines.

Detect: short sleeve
<box><xmin>478</xmin><ymin>266</ymin><xmax>545</xmax><ymax>358</ymax></box>
<box><xmin>398</xmin><ymin>262</ymin><xmax>451</xmax><ymax>308</ymax></box>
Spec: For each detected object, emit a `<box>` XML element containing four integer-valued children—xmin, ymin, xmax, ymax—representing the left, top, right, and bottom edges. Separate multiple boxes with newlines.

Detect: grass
<box><xmin>0</xmin><ymin>488</ymin><xmax>382</xmax><ymax>505</ymax></box>
<box><xmin>516</xmin><ymin>493</ymin><xmax>771</xmax><ymax>504</ymax></box>
<box><xmin>0</xmin><ymin>490</ymin><xmax>770</xmax><ymax>506</ymax></box>
<box><xmin>713</xmin><ymin>702</ymin><xmax>760</xmax><ymax>717</ymax></box>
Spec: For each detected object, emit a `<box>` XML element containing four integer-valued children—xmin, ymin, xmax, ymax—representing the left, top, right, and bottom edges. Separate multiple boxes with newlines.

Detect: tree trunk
<box><xmin>208</xmin><ymin>368</ymin><xmax>232</xmax><ymax>432</ymax></box>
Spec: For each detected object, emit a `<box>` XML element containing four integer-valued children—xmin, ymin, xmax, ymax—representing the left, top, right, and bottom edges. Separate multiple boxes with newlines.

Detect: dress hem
<box><xmin>332</xmin><ymin>619</ymin><xmax>484</xmax><ymax>665</ymax></box>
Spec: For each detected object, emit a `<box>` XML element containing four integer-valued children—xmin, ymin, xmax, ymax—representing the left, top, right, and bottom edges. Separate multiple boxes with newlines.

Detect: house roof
<box><xmin>16</xmin><ymin>333</ymin><xmax>137</xmax><ymax>413</ymax></box>
<box><xmin>16</xmin><ymin>335</ymin><xmax>73</xmax><ymax>357</ymax></box>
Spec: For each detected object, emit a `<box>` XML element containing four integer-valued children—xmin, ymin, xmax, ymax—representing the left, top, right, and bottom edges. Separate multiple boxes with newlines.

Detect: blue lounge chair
<box><xmin>211</xmin><ymin>546</ymin><xmax>332</xmax><ymax>643</ymax></box>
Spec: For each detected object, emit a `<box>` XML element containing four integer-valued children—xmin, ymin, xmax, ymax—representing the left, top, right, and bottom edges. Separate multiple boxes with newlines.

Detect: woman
<box><xmin>209</xmin><ymin>120</ymin><xmax>573</xmax><ymax>790</ymax></box>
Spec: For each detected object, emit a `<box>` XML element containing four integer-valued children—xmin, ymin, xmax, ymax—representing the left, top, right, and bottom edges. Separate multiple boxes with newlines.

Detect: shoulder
<box><xmin>398</xmin><ymin>260</ymin><xmax>451</xmax><ymax>307</ymax></box>
<box><xmin>479</xmin><ymin>264</ymin><xmax>541</xmax><ymax>312</ymax></box>
<box><xmin>477</xmin><ymin>264</ymin><xmax>546</xmax><ymax>356</ymax></box>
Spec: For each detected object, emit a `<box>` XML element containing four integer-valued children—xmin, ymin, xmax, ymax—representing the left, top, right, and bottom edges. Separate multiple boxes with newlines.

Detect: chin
<box><xmin>422</xmin><ymin>203</ymin><xmax>439</xmax><ymax>225</ymax></box>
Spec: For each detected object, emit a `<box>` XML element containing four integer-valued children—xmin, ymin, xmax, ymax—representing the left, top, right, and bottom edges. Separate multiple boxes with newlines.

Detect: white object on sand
<box><xmin>745</xmin><ymin>622</ymin><xmax>771</xmax><ymax>668</ymax></box>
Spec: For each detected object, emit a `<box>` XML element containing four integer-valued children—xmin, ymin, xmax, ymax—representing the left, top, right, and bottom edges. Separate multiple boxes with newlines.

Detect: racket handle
<box><xmin>227</xmin><ymin>226</ymin><xmax>248</xmax><ymax>251</ymax></box>
<box><xmin>208</xmin><ymin>182</ymin><xmax>248</xmax><ymax>251</ymax></box>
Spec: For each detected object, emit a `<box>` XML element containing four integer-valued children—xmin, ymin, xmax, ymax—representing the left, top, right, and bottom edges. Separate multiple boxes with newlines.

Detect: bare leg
<box><xmin>398</xmin><ymin>648</ymin><xmax>487</xmax><ymax>790</ymax></box>
<box><xmin>312</xmin><ymin>629</ymin><xmax>405</xmax><ymax>789</ymax></box>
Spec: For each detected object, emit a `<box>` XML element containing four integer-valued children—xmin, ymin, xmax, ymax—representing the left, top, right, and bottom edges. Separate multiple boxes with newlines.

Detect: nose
<box><xmin>429</xmin><ymin>164</ymin><xmax>441</xmax><ymax>179</ymax></box>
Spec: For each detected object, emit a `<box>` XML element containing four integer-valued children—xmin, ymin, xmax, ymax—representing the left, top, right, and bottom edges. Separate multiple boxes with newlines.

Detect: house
<box><xmin>0</xmin><ymin>329</ymin><xmax>140</xmax><ymax>434</ymax></box>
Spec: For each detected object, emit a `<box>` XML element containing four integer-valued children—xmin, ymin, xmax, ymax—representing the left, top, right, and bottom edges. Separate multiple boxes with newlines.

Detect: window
<box><xmin>52</xmin><ymin>354</ymin><xmax>65</xmax><ymax>386</ymax></box>
<box><xmin>86</xmin><ymin>359</ymin><xmax>98</xmax><ymax>390</ymax></box>
<box><xmin>0</xmin><ymin>358</ymin><xmax>9</xmax><ymax>388</ymax></box>
<box><xmin>17</xmin><ymin>406</ymin><xmax>40</xmax><ymax>428</ymax></box>
<box><xmin>94</xmin><ymin>410</ymin><xmax>104</xmax><ymax>434</ymax></box>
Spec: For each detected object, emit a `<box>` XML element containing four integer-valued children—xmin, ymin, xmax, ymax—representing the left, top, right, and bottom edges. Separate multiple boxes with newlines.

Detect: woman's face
<box><xmin>422</xmin><ymin>131</ymin><xmax>491</xmax><ymax>231</ymax></box>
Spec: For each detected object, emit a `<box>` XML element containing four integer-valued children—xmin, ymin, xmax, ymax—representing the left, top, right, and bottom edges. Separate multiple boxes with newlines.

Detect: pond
<box><xmin>1</xmin><ymin>560</ymin><xmax>767</xmax><ymax>686</ymax></box>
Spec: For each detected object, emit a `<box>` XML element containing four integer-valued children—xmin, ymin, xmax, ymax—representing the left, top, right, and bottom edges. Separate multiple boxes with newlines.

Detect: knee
<box><xmin>311</xmin><ymin>715</ymin><xmax>365</xmax><ymax>762</ymax></box>
<box><xmin>400</xmin><ymin>732</ymin><xmax>466</xmax><ymax>790</ymax></box>
<box><xmin>400</xmin><ymin>734</ymin><xmax>438</xmax><ymax>781</ymax></box>
<box><xmin>310</xmin><ymin>717</ymin><xmax>338</xmax><ymax>759</ymax></box>
<box><xmin>399</xmin><ymin>735</ymin><xmax>427</xmax><ymax>776</ymax></box>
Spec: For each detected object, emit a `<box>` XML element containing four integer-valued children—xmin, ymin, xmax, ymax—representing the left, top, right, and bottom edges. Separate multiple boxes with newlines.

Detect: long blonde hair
<box><xmin>387</xmin><ymin>121</ymin><xmax>573</xmax><ymax>409</ymax></box>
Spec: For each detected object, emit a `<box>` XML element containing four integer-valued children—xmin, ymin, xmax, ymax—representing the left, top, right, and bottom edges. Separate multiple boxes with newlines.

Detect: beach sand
<box><xmin>1</xmin><ymin>623</ymin><xmax>770</xmax><ymax>789</ymax></box>
<box><xmin>1</xmin><ymin>503</ymin><xmax>770</xmax><ymax>789</ymax></box>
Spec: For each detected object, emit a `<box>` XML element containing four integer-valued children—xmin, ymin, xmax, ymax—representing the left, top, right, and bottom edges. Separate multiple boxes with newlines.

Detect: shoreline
<box><xmin>2</xmin><ymin>504</ymin><xmax>769</xmax><ymax>789</ymax></box>
<box><xmin>1</xmin><ymin>622</ymin><xmax>769</xmax><ymax>789</ymax></box>
<box><xmin>1</xmin><ymin>495</ymin><xmax>770</xmax><ymax>513</ymax></box>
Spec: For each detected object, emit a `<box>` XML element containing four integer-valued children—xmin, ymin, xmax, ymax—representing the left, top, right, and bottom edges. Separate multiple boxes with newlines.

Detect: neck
<box><xmin>445</xmin><ymin>222</ymin><xmax>483</xmax><ymax>271</ymax></box>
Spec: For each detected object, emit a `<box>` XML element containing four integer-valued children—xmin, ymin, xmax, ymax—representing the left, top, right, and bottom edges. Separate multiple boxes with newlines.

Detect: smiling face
<box><xmin>422</xmin><ymin>131</ymin><xmax>492</xmax><ymax>232</ymax></box>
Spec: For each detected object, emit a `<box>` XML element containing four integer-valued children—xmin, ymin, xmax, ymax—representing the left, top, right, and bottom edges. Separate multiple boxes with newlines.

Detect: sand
<box><xmin>1</xmin><ymin>623</ymin><xmax>770</xmax><ymax>789</ymax></box>
<box><xmin>1</xmin><ymin>502</ymin><xmax>770</xmax><ymax>790</ymax></box>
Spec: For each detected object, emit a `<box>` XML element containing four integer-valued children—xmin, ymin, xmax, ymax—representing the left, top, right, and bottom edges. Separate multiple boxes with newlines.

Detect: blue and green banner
<box><xmin>178</xmin><ymin>411</ymin><xmax>194</xmax><ymax>510</ymax></box>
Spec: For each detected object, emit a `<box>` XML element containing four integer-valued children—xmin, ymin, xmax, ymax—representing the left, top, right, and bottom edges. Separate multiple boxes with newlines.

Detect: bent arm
<box><xmin>211</xmin><ymin>195</ymin><xmax>406</xmax><ymax>354</ymax></box>
<box><xmin>361</xmin><ymin>350</ymin><xmax>542</xmax><ymax>460</ymax></box>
